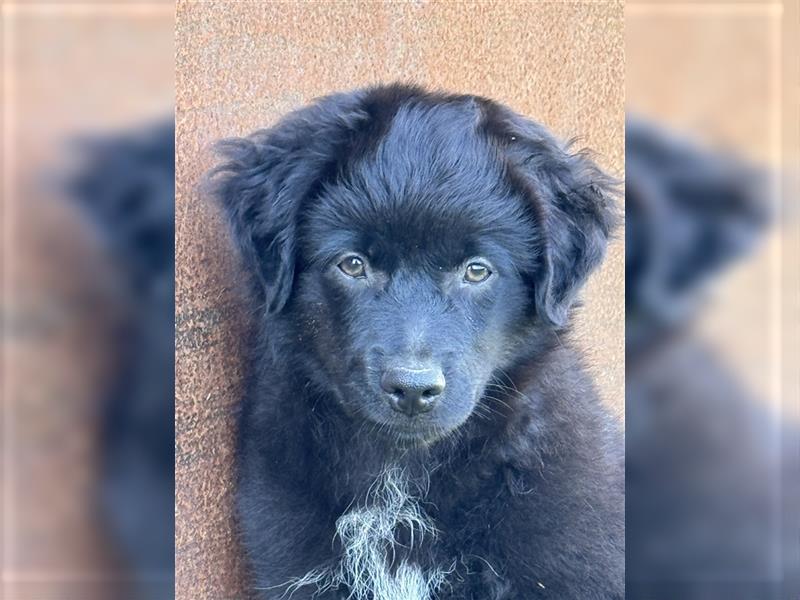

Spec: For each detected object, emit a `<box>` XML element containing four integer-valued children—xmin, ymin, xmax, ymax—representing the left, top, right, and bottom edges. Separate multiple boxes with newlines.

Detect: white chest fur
<box><xmin>282</xmin><ymin>467</ymin><xmax>450</xmax><ymax>600</ymax></box>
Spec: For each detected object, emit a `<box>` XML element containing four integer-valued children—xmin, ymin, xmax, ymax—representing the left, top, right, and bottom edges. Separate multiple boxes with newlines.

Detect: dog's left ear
<box><xmin>484</xmin><ymin>105</ymin><xmax>619</xmax><ymax>327</ymax></box>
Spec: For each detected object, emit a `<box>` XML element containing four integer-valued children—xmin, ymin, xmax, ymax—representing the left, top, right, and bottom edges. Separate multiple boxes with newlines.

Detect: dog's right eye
<box><xmin>464</xmin><ymin>261</ymin><xmax>492</xmax><ymax>283</ymax></box>
<box><xmin>338</xmin><ymin>255</ymin><xmax>366</xmax><ymax>278</ymax></box>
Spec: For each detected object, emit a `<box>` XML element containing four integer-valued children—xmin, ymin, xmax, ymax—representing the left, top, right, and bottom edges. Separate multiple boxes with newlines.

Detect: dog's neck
<box><xmin>307</xmin><ymin>406</ymin><xmax>444</xmax><ymax>507</ymax></box>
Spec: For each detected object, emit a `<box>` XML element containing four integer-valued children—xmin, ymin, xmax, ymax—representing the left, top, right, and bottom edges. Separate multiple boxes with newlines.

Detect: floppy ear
<box><xmin>208</xmin><ymin>93</ymin><xmax>368</xmax><ymax>313</ymax></box>
<box><xmin>484</xmin><ymin>105</ymin><xmax>619</xmax><ymax>327</ymax></box>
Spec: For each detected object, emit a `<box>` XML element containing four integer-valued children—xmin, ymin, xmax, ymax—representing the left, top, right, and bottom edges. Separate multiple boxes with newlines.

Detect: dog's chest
<box><xmin>331</xmin><ymin>469</ymin><xmax>449</xmax><ymax>600</ymax></box>
<box><xmin>291</xmin><ymin>468</ymin><xmax>450</xmax><ymax>600</ymax></box>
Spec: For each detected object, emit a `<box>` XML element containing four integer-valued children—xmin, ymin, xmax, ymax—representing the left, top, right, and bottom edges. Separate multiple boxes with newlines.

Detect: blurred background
<box><xmin>1</xmin><ymin>2</ymin><xmax>174</xmax><ymax>599</ymax></box>
<box><xmin>1</xmin><ymin>1</ymin><xmax>797</xmax><ymax>600</ymax></box>
<box><xmin>626</xmin><ymin>1</ymin><xmax>798</xmax><ymax>598</ymax></box>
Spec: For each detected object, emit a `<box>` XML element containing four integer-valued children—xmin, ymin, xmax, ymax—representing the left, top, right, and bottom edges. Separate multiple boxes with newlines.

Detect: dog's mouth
<box><xmin>365</xmin><ymin>417</ymin><xmax>449</xmax><ymax>446</ymax></box>
<box><xmin>391</xmin><ymin>423</ymin><xmax>444</xmax><ymax>444</ymax></box>
<box><xmin>346</xmin><ymin>383</ymin><xmax>487</xmax><ymax>446</ymax></box>
<box><xmin>336</xmin><ymin>379</ymin><xmax>481</xmax><ymax>444</ymax></box>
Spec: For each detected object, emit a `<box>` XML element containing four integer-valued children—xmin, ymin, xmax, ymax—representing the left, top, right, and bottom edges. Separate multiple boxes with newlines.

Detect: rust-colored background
<box><xmin>175</xmin><ymin>2</ymin><xmax>624</xmax><ymax>598</ymax></box>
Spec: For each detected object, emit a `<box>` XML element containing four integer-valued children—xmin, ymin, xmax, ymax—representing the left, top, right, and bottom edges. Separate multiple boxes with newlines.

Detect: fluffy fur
<box><xmin>277</xmin><ymin>467</ymin><xmax>449</xmax><ymax>600</ymax></box>
<box><xmin>211</xmin><ymin>84</ymin><xmax>623</xmax><ymax>599</ymax></box>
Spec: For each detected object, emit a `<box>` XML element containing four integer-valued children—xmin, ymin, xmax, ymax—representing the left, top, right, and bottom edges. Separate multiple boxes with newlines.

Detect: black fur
<box><xmin>211</xmin><ymin>84</ymin><xmax>623</xmax><ymax>599</ymax></box>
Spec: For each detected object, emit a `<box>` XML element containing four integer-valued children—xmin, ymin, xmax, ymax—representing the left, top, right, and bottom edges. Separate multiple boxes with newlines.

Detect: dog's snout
<box><xmin>381</xmin><ymin>365</ymin><xmax>445</xmax><ymax>416</ymax></box>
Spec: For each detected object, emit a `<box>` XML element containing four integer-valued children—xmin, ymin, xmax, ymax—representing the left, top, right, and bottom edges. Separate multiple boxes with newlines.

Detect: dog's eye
<box><xmin>464</xmin><ymin>262</ymin><xmax>492</xmax><ymax>283</ymax></box>
<box><xmin>338</xmin><ymin>255</ymin><xmax>366</xmax><ymax>278</ymax></box>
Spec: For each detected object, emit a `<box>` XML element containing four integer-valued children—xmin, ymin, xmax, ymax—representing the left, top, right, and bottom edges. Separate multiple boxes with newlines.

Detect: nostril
<box><xmin>425</xmin><ymin>378</ymin><xmax>445</xmax><ymax>396</ymax></box>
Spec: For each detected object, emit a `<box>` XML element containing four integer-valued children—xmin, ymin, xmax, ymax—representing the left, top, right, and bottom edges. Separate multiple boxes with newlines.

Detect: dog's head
<box><xmin>212</xmin><ymin>84</ymin><xmax>616</xmax><ymax>443</ymax></box>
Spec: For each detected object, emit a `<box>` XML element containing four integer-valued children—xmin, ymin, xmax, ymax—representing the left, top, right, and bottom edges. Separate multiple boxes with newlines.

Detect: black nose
<box><xmin>381</xmin><ymin>365</ymin><xmax>446</xmax><ymax>416</ymax></box>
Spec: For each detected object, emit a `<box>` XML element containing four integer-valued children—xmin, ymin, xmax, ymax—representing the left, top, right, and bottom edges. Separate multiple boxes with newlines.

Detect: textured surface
<box><xmin>175</xmin><ymin>2</ymin><xmax>624</xmax><ymax>599</ymax></box>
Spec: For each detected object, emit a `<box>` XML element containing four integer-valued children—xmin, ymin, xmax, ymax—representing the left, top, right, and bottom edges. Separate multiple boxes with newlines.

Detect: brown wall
<box><xmin>175</xmin><ymin>2</ymin><xmax>624</xmax><ymax>598</ymax></box>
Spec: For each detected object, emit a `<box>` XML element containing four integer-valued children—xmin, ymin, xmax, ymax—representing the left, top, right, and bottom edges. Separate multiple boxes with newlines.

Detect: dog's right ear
<box><xmin>207</xmin><ymin>93</ymin><xmax>367</xmax><ymax>313</ymax></box>
<box><xmin>476</xmin><ymin>100</ymin><xmax>619</xmax><ymax>328</ymax></box>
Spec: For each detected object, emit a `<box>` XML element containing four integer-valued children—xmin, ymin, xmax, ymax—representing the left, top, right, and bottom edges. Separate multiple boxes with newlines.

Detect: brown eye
<box><xmin>464</xmin><ymin>262</ymin><xmax>492</xmax><ymax>283</ymax></box>
<box><xmin>338</xmin><ymin>255</ymin><xmax>366</xmax><ymax>278</ymax></box>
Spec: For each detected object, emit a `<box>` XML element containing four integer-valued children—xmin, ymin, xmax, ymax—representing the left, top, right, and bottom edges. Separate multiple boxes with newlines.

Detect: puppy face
<box><xmin>294</xmin><ymin>105</ymin><xmax>540</xmax><ymax>440</ymax></box>
<box><xmin>212</xmin><ymin>85</ymin><xmax>616</xmax><ymax>443</ymax></box>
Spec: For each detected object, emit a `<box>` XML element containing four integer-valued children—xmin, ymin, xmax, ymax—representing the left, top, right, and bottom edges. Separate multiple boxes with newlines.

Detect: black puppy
<box><xmin>211</xmin><ymin>84</ymin><xmax>623</xmax><ymax>600</ymax></box>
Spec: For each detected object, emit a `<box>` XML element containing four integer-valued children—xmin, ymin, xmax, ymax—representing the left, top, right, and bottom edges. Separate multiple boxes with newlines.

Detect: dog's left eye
<box><xmin>338</xmin><ymin>255</ymin><xmax>366</xmax><ymax>278</ymax></box>
<box><xmin>464</xmin><ymin>262</ymin><xmax>492</xmax><ymax>283</ymax></box>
